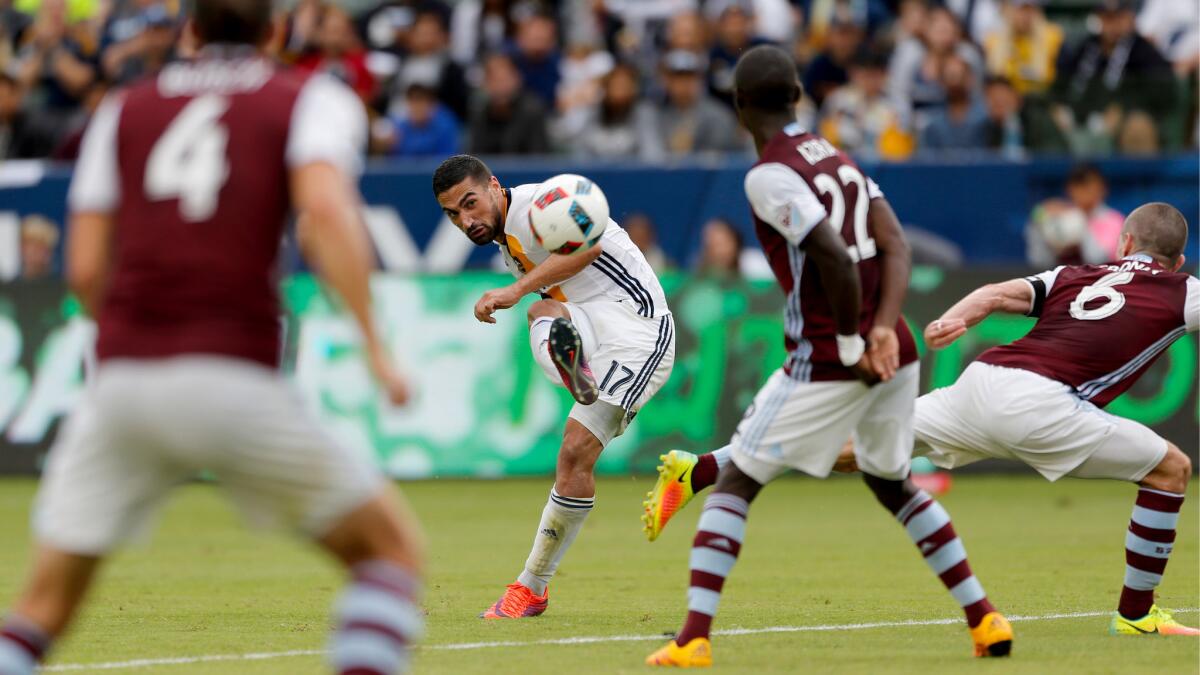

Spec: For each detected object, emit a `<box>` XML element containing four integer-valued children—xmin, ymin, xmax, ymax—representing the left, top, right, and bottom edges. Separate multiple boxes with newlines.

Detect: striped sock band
<box><xmin>677</xmin><ymin>492</ymin><xmax>749</xmax><ymax>644</ymax></box>
<box><xmin>896</xmin><ymin>490</ymin><xmax>995</xmax><ymax>628</ymax></box>
<box><xmin>690</xmin><ymin>446</ymin><xmax>732</xmax><ymax>492</ymax></box>
<box><xmin>330</xmin><ymin>560</ymin><xmax>424</xmax><ymax>675</ymax></box>
<box><xmin>518</xmin><ymin>488</ymin><xmax>594</xmax><ymax>596</ymax></box>
<box><xmin>1119</xmin><ymin>487</ymin><xmax>1184</xmax><ymax>620</ymax></box>
<box><xmin>0</xmin><ymin>615</ymin><xmax>49</xmax><ymax>675</ymax></box>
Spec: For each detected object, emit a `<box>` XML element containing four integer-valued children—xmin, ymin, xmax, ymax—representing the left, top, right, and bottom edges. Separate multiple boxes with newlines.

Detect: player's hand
<box><xmin>866</xmin><ymin>325</ymin><xmax>899</xmax><ymax>382</ymax></box>
<box><xmin>473</xmin><ymin>286</ymin><xmax>521</xmax><ymax>324</ymax></box>
<box><xmin>924</xmin><ymin>318</ymin><xmax>967</xmax><ymax>350</ymax></box>
<box><xmin>849</xmin><ymin>355</ymin><xmax>881</xmax><ymax>386</ymax></box>
<box><xmin>366</xmin><ymin>343</ymin><xmax>412</xmax><ymax>406</ymax></box>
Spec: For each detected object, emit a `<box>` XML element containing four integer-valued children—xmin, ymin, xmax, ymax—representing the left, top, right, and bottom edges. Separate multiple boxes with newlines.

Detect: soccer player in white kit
<box><xmin>432</xmin><ymin>155</ymin><xmax>675</xmax><ymax>618</ymax></box>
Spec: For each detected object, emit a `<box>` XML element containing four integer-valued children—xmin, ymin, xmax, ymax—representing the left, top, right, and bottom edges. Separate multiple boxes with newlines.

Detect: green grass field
<box><xmin>0</xmin><ymin>475</ymin><xmax>1196</xmax><ymax>674</ymax></box>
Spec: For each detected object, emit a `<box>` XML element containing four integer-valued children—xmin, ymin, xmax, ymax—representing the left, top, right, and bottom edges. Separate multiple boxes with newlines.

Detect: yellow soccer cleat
<box><xmin>645</xmin><ymin>637</ymin><xmax>712</xmax><ymax>667</ymax></box>
<box><xmin>642</xmin><ymin>450</ymin><xmax>699</xmax><ymax>542</ymax></box>
<box><xmin>1110</xmin><ymin>605</ymin><xmax>1200</xmax><ymax>636</ymax></box>
<box><xmin>970</xmin><ymin>611</ymin><xmax>1013</xmax><ymax>657</ymax></box>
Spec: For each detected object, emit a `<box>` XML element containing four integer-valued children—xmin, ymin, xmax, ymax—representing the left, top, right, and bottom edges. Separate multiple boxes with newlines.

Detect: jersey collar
<box><xmin>1122</xmin><ymin>253</ymin><xmax>1155</xmax><ymax>264</ymax></box>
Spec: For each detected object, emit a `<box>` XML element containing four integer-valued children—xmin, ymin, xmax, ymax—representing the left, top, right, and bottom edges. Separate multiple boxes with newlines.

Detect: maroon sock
<box><xmin>690</xmin><ymin>453</ymin><xmax>719</xmax><ymax>492</ymax></box>
<box><xmin>1118</xmin><ymin>488</ymin><xmax>1184</xmax><ymax>620</ymax></box>
<box><xmin>676</xmin><ymin>493</ymin><xmax>749</xmax><ymax>645</ymax></box>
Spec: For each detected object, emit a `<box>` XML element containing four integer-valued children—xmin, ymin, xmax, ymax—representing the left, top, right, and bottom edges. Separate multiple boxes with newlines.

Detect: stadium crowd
<box><xmin>0</xmin><ymin>0</ymin><xmax>1195</xmax><ymax>161</ymax></box>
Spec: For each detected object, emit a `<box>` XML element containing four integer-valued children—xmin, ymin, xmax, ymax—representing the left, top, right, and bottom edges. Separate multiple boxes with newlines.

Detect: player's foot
<box><xmin>642</xmin><ymin>450</ymin><xmax>699</xmax><ymax>542</ymax></box>
<box><xmin>479</xmin><ymin>582</ymin><xmax>549</xmax><ymax>619</ymax></box>
<box><xmin>970</xmin><ymin>611</ymin><xmax>1013</xmax><ymax>657</ymax></box>
<box><xmin>548</xmin><ymin>318</ymin><xmax>598</xmax><ymax>405</ymax></box>
<box><xmin>645</xmin><ymin>637</ymin><xmax>712</xmax><ymax>667</ymax></box>
<box><xmin>1110</xmin><ymin>605</ymin><xmax>1200</xmax><ymax>636</ymax></box>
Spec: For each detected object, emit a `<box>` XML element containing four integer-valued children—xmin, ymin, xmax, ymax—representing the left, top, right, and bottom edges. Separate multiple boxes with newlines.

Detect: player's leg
<box><xmin>527</xmin><ymin>299</ymin><xmax>597</xmax><ymax>404</ymax></box>
<box><xmin>854</xmin><ymin>364</ymin><xmax>1011</xmax><ymax>657</ymax></box>
<box><xmin>0</xmin><ymin>550</ymin><xmax>99</xmax><ymax>674</ymax></box>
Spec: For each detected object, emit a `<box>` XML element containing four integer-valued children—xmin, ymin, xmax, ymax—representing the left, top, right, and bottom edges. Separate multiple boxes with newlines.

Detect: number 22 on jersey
<box><xmin>144</xmin><ymin>95</ymin><xmax>232</xmax><ymax>222</ymax></box>
<box><xmin>812</xmin><ymin>165</ymin><xmax>876</xmax><ymax>263</ymax></box>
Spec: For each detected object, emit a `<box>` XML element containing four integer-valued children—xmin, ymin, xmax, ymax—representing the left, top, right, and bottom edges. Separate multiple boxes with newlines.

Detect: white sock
<box><xmin>517</xmin><ymin>487</ymin><xmax>594</xmax><ymax>595</ymax></box>
<box><xmin>529</xmin><ymin>317</ymin><xmax>560</xmax><ymax>384</ymax></box>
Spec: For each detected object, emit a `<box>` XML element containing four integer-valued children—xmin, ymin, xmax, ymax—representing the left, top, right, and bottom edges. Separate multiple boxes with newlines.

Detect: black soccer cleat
<box><xmin>547</xmin><ymin>318</ymin><xmax>598</xmax><ymax>405</ymax></box>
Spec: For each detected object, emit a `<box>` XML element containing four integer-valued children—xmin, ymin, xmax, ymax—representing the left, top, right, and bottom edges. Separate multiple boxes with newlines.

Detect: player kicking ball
<box><xmin>908</xmin><ymin>202</ymin><xmax>1197</xmax><ymax>637</ymax></box>
<box><xmin>432</xmin><ymin>156</ymin><xmax>674</xmax><ymax>619</ymax></box>
<box><xmin>643</xmin><ymin>45</ymin><xmax>1011</xmax><ymax>668</ymax></box>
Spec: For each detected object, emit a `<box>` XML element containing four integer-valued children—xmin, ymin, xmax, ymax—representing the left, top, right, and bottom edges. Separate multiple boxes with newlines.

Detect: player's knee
<box><xmin>527</xmin><ymin>299</ymin><xmax>567</xmax><ymax>324</ymax></box>
<box><xmin>1144</xmin><ymin>444</ymin><xmax>1191</xmax><ymax>494</ymax></box>
<box><xmin>557</xmin><ymin>425</ymin><xmax>602</xmax><ymax>482</ymax></box>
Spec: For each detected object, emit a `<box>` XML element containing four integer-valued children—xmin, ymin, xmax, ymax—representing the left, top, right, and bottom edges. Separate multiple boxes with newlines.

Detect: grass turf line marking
<box><xmin>42</xmin><ymin>608</ymin><xmax>1199</xmax><ymax>670</ymax></box>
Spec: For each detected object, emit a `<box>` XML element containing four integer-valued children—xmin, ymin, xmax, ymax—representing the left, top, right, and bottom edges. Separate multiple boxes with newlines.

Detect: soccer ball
<box><xmin>529</xmin><ymin>174</ymin><xmax>609</xmax><ymax>255</ymax></box>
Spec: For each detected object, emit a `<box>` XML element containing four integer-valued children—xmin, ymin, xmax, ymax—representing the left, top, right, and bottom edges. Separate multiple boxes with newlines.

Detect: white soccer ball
<box><xmin>528</xmin><ymin>173</ymin><xmax>609</xmax><ymax>255</ymax></box>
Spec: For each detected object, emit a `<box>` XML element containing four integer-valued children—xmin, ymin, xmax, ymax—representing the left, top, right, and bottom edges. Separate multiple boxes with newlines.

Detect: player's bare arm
<box><xmin>293</xmin><ymin>162</ymin><xmax>410</xmax><ymax>405</ymax></box>
<box><xmin>65</xmin><ymin>212</ymin><xmax>115</xmax><ymax>318</ymax></box>
<box><xmin>802</xmin><ymin>220</ymin><xmax>873</xmax><ymax>382</ymax></box>
<box><xmin>865</xmin><ymin>197</ymin><xmax>910</xmax><ymax>382</ymax></box>
<box><xmin>474</xmin><ymin>244</ymin><xmax>604</xmax><ymax>324</ymax></box>
<box><xmin>925</xmin><ymin>279</ymin><xmax>1035</xmax><ymax>350</ymax></box>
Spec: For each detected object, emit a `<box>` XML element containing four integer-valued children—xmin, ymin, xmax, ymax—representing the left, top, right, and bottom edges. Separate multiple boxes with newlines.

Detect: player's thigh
<box><xmin>584</xmin><ymin>304</ymin><xmax>674</xmax><ymax>413</ymax></box>
<box><xmin>730</xmin><ymin>369</ymin><xmax>869</xmax><ymax>483</ymax></box>
<box><xmin>853</xmin><ymin>362</ymin><xmax>919</xmax><ymax>480</ymax></box>
<box><xmin>34</xmin><ymin>368</ymin><xmax>184</xmax><ymax>555</ymax></box>
<box><xmin>1066</xmin><ymin>413</ymin><xmax>1168</xmax><ymax>483</ymax></box>
<box><xmin>567</xmin><ymin>400</ymin><xmax>627</xmax><ymax>449</ymax></box>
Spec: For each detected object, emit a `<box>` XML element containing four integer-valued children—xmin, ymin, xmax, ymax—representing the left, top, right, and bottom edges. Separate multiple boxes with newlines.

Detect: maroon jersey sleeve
<box><xmin>979</xmin><ymin>257</ymin><xmax>1197</xmax><ymax>406</ymax></box>
<box><xmin>744</xmin><ymin>125</ymin><xmax>917</xmax><ymax>382</ymax></box>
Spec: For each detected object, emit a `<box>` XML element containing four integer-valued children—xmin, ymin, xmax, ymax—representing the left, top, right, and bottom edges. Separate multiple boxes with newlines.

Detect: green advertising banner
<box><xmin>1</xmin><ymin>270</ymin><xmax>1196</xmax><ymax>476</ymax></box>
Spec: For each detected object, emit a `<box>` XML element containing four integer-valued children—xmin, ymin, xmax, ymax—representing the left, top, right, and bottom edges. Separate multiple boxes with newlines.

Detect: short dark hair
<box><xmin>1124</xmin><ymin>202</ymin><xmax>1189</xmax><ymax>262</ymax></box>
<box><xmin>432</xmin><ymin>155</ymin><xmax>492</xmax><ymax>197</ymax></box>
<box><xmin>192</xmin><ymin>0</ymin><xmax>272</xmax><ymax>45</ymax></box>
<box><xmin>733</xmin><ymin>45</ymin><xmax>802</xmax><ymax>112</ymax></box>
<box><xmin>1066</xmin><ymin>163</ymin><xmax>1104</xmax><ymax>186</ymax></box>
<box><xmin>984</xmin><ymin>74</ymin><xmax>1014</xmax><ymax>90</ymax></box>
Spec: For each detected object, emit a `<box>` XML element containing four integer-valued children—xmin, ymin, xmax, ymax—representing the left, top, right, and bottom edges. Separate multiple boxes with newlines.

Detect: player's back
<box><xmin>980</xmin><ymin>256</ymin><xmax>1199</xmax><ymax>406</ymax></box>
<box><xmin>746</xmin><ymin>124</ymin><xmax>917</xmax><ymax>381</ymax></box>
<box><xmin>77</xmin><ymin>54</ymin><xmax>312</xmax><ymax>368</ymax></box>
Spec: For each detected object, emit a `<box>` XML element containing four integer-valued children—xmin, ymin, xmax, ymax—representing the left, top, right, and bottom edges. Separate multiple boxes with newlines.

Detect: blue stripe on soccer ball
<box><xmin>575</xmin><ymin>179</ymin><xmax>593</xmax><ymax>195</ymax></box>
<box><xmin>567</xmin><ymin>201</ymin><xmax>594</xmax><ymax>236</ymax></box>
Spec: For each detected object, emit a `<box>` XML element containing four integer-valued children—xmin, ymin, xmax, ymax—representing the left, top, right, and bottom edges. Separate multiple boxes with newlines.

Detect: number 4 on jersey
<box><xmin>144</xmin><ymin>95</ymin><xmax>231</xmax><ymax>222</ymax></box>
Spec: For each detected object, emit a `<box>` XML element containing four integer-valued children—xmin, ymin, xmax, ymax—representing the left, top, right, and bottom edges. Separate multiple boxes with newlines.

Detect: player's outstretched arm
<box><xmin>925</xmin><ymin>279</ymin><xmax>1034</xmax><ymax>350</ymax></box>
<box><xmin>293</xmin><ymin>162</ymin><xmax>409</xmax><ymax>405</ymax></box>
<box><xmin>474</xmin><ymin>243</ymin><xmax>603</xmax><ymax>323</ymax></box>
<box><xmin>865</xmin><ymin>198</ymin><xmax>910</xmax><ymax>381</ymax></box>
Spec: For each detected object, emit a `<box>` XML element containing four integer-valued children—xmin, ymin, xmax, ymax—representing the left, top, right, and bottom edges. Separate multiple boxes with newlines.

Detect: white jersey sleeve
<box><xmin>866</xmin><ymin>177</ymin><xmax>884</xmax><ymax>200</ymax></box>
<box><xmin>1022</xmin><ymin>266</ymin><xmax>1064</xmax><ymax>317</ymax></box>
<box><xmin>286</xmin><ymin>74</ymin><xmax>367</xmax><ymax>178</ymax></box>
<box><xmin>743</xmin><ymin>162</ymin><xmax>828</xmax><ymax>246</ymax></box>
<box><xmin>1185</xmin><ymin>276</ymin><xmax>1199</xmax><ymax>333</ymax></box>
<box><xmin>68</xmin><ymin>94</ymin><xmax>124</xmax><ymax>214</ymax></box>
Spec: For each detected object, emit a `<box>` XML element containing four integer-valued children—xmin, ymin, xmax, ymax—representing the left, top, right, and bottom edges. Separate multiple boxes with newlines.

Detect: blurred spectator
<box><xmin>100</xmin><ymin>3</ymin><xmax>177</xmax><ymax>85</ymax></box>
<box><xmin>13</xmin><ymin>0</ymin><xmax>96</xmax><ymax>122</ymax></box>
<box><xmin>741</xmin><ymin>0</ymin><xmax>796</xmax><ymax>45</ymax></box>
<box><xmin>390</xmin><ymin>8</ymin><xmax>469</xmax><ymax>120</ymax></box>
<box><xmin>696</xmin><ymin>217</ymin><xmax>743</xmax><ymax>279</ymax></box>
<box><xmin>553</xmin><ymin>39</ymin><xmax>614</xmax><ymax>145</ymax></box>
<box><xmin>920</xmin><ymin>55</ymin><xmax>987</xmax><ymax>151</ymax></box>
<box><xmin>1026</xmin><ymin>163</ymin><xmax>1123</xmax><ymax>266</ymax></box>
<box><xmin>296</xmin><ymin>5</ymin><xmax>377</xmax><ymax>102</ymax></box>
<box><xmin>1137</xmin><ymin>0</ymin><xmax>1199</xmax><ymax>76</ymax></box>
<box><xmin>450</xmin><ymin>0</ymin><xmax>515</xmax><ymax>66</ymax></box>
<box><xmin>50</xmin><ymin>76</ymin><xmax>107</xmax><ymax>159</ymax></box>
<box><xmin>0</xmin><ymin>72</ymin><xmax>56</xmax><ymax>158</ymax></box>
<box><xmin>982</xmin><ymin>0</ymin><xmax>1063</xmax><ymax>96</ymax></box>
<box><xmin>623</xmin><ymin>212</ymin><xmax>671</xmax><ymax>272</ymax></box>
<box><xmin>801</xmin><ymin>0</ymin><xmax>887</xmax><ymax>59</ymax></box>
<box><xmin>706</xmin><ymin>0</ymin><xmax>768</xmax><ymax>108</ymax></box>
<box><xmin>568</xmin><ymin>61</ymin><xmax>663</xmax><ymax>160</ymax></box>
<box><xmin>981</xmin><ymin>75</ymin><xmax>1065</xmax><ymax>155</ymax></box>
<box><xmin>656</xmin><ymin>49</ymin><xmax>743</xmax><ymax>154</ymax></box>
<box><xmin>467</xmin><ymin>51</ymin><xmax>549</xmax><ymax>154</ymax></box>
<box><xmin>888</xmin><ymin>6</ymin><xmax>984</xmax><ymax>131</ymax></box>
<box><xmin>509</xmin><ymin>7</ymin><xmax>560</xmax><ymax>107</ymax></box>
<box><xmin>385</xmin><ymin>82</ymin><xmax>460</xmax><ymax>157</ymax></box>
<box><xmin>802</xmin><ymin>8</ymin><xmax>863</xmax><ymax>108</ymax></box>
<box><xmin>819</xmin><ymin>48</ymin><xmax>914</xmax><ymax>159</ymax></box>
<box><xmin>942</xmin><ymin>0</ymin><xmax>1001</xmax><ymax>45</ymax></box>
<box><xmin>19</xmin><ymin>215</ymin><xmax>58</xmax><ymax>280</ymax></box>
<box><xmin>1049</xmin><ymin>0</ymin><xmax>1175</xmax><ymax>156</ymax></box>
<box><xmin>665</xmin><ymin>10</ymin><xmax>707</xmax><ymax>53</ymax></box>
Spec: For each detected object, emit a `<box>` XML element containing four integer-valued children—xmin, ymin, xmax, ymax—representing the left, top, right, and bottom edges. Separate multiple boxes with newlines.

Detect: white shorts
<box><xmin>914</xmin><ymin>362</ymin><xmax>1168</xmax><ymax>482</ymax></box>
<box><xmin>730</xmin><ymin>362</ymin><xmax>919</xmax><ymax>483</ymax></box>
<box><xmin>564</xmin><ymin>301</ymin><xmax>675</xmax><ymax>446</ymax></box>
<box><xmin>34</xmin><ymin>356</ymin><xmax>384</xmax><ymax>555</ymax></box>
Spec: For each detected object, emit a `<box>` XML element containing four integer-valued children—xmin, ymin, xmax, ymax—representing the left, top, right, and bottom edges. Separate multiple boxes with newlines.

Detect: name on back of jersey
<box><xmin>1100</xmin><ymin>259</ymin><xmax>1163</xmax><ymax>276</ymax></box>
<box><xmin>797</xmin><ymin>138</ymin><xmax>839</xmax><ymax>165</ymax></box>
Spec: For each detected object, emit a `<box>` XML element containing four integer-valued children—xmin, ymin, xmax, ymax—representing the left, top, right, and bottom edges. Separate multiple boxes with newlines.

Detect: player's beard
<box><xmin>466</xmin><ymin>204</ymin><xmax>503</xmax><ymax>246</ymax></box>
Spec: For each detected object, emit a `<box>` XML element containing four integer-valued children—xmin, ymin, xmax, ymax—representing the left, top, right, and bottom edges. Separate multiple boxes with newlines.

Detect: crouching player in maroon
<box><xmin>0</xmin><ymin>1</ymin><xmax>426</xmax><ymax>673</ymax></box>
<box><xmin>644</xmin><ymin>45</ymin><xmax>1011</xmax><ymax>668</ymax></box>
<box><xmin>916</xmin><ymin>202</ymin><xmax>1198</xmax><ymax>637</ymax></box>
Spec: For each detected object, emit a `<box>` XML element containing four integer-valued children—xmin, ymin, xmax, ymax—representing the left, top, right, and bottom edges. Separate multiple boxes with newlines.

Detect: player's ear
<box><xmin>1171</xmin><ymin>254</ymin><xmax>1185</xmax><ymax>272</ymax></box>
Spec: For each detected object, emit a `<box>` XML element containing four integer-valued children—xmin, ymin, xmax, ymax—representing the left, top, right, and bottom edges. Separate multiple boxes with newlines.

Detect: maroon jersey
<box><xmin>68</xmin><ymin>51</ymin><xmax>366</xmax><ymax>368</ymax></box>
<box><xmin>743</xmin><ymin>124</ymin><xmax>917</xmax><ymax>381</ymax></box>
<box><xmin>979</xmin><ymin>256</ymin><xmax>1199</xmax><ymax>407</ymax></box>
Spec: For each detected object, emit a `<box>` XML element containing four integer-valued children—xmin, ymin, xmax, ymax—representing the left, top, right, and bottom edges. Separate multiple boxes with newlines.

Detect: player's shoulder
<box><xmin>503</xmin><ymin>183</ymin><xmax>540</xmax><ymax>239</ymax></box>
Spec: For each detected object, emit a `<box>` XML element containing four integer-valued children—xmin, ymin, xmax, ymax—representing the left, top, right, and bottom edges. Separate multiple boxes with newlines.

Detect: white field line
<box><xmin>42</xmin><ymin>608</ymin><xmax>1198</xmax><ymax>671</ymax></box>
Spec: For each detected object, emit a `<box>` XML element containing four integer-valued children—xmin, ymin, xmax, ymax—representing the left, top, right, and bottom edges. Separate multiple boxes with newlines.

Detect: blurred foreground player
<box><xmin>915</xmin><ymin>202</ymin><xmax>1199</xmax><ymax>636</ymax></box>
<box><xmin>433</xmin><ymin>155</ymin><xmax>674</xmax><ymax>618</ymax></box>
<box><xmin>644</xmin><ymin>45</ymin><xmax>1011</xmax><ymax>668</ymax></box>
<box><xmin>0</xmin><ymin>2</ymin><xmax>427</xmax><ymax>674</ymax></box>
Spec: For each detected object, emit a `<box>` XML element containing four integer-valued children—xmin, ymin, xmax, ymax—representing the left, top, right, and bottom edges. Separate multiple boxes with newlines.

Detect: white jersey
<box><xmin>498</xmin><ymin>183</ymin><xmax>669</xmax><ymax>318</ymax></box>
